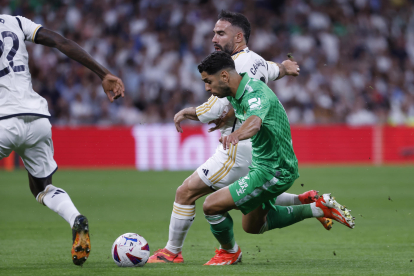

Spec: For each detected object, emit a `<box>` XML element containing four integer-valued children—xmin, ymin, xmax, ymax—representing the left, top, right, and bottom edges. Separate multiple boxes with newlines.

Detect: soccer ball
<box><xmin>111</xmin><ymin>233</ymin><xmax>150</xmax><ymax>267</ymax></box>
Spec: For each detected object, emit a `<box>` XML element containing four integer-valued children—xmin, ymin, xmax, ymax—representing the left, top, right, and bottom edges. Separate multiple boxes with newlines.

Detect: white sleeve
<box><xmin>267</xmin><ymin>61</ymin><xmax>280</xmax><ymax>81</ymax></box>
<box><xmin>196</xmin><ymin>96</ymin><xmax>227</xmax><ymax>123</ymax></box>
<box><xmin>15</xmin><ymin>16</ymin><xmax>42</xmax><ymax>42</ymax></box>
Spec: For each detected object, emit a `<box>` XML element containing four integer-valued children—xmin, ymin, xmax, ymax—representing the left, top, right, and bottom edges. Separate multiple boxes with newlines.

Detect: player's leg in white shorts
<box><xmin>151</xmin><ymin>140</ymin><xmax>252</xmax><ymax>260</ymax></box>
<box><xmin>197</xmin><ymin>141</ymin><xmax>306</xmax><ymax>206</ymax></box>
<box><xmin>1</xmin><ymin>115</ymin><xmax>91</xmax><ymax>264</ymax></box>
<box><xmin>197</xmin><ymin>140</ymin><xmax>252</xmax><ymax>191</ymax></box>
<box><xmin>0</xmin><ymin>116</ymin><xmax>58</xmax><ymax>177</ymax></box>
<box><xmin>0</xmin><ymin>116</ymin><xmax>81</xmax><ymax>227</ymax></box>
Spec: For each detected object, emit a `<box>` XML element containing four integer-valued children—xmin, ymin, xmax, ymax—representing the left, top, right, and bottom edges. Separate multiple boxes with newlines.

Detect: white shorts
<box><xmin>197</xmin><ymin>139</ymin><xmax>252</xmax><ymax>190</ymax></box>
<box><xmin>0</xmin><ymin>116</ymin><xmax>57</xmax><ymax>178</ymax></box>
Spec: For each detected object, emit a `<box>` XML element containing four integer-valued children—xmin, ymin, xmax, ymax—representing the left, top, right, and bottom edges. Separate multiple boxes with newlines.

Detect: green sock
<box><xmin>205</xmin><ymin>212</ymin><xmax>235</xmax><ymax>250</ymax></box>
<box><xmin>262</xmin><ymin>205</ymin><xmax>313</xmax><ymax>232</ymax></box>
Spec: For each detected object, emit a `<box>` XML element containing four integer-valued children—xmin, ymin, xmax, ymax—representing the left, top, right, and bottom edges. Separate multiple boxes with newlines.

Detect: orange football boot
<box><xmin>315</xmin><ymin>193</ymin><xmax>355</xmax><ymax>229</ymax></box>
<box><xmin>147</xmin><ymin>248</ymin><xmax>184</xmax><ymax>263</ymax></box>
<box><xmin>298</xmin><ymin>190</ymin><xmax>333</xmax><ymax>230</ymax></box>
<box><xmin>204</xmin><ymin>247</ymin><xmax>242</xmax><ymax>265</ymax></box>
<box><xmin>317</xmin><ymin>217</ymin><xmax>333</xmax><ymax>230</ymax></box>
<box><xmin>71</xmin><ymin>215</ymin><xmax>91</xmax><ymax>266</ymax></box>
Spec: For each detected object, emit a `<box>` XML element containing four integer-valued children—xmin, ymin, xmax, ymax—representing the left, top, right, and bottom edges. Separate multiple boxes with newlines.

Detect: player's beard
<box><xmin>215</xmin><ymin>42</ymin><xmax>234</xmax><ymax>55</ymax></box>
<box><xmin>222</xmin><ymin>42</ymin><xmax>234</xmax><ymax>55</ymax></box>
<box><xmin>216</xmin><ymin>80</ymin><xmax>232</xmax><ymax>98</ymax></box>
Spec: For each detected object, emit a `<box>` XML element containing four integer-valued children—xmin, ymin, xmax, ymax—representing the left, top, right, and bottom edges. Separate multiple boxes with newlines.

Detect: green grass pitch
<box><xmin>0</xmin><ymin>166</ymin><xmax>413</xmax><ymax>275</ymax></box>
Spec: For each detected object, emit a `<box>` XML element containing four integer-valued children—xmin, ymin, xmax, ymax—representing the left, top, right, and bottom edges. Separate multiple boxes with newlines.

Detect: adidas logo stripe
<box><xmin>51</xmin><ymin>189</ymin><xmax>65</xmax><ymax>198</ymax></box>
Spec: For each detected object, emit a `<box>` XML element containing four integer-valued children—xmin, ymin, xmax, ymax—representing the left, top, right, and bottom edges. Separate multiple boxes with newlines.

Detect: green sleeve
<box><xmin>242</xmin><ymin>89</ymin><xmax>270</xmax><ymax>123</ymax></box>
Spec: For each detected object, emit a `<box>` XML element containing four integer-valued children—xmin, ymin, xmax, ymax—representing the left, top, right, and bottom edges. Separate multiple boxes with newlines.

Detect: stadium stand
<box><xmin>5</xmin><ymin>0</ymin><xmax>414</xmax><ymax>126</ymax></box>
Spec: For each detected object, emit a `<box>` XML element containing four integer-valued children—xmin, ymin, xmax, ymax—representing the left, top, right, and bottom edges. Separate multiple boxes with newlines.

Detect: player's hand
<box><xmin>174</xmin><ymin>110</ymin><xmax>186</xmax><ymax>133</ymax></box>
<box><xmin>281</xmin><ymin>60</ymin><xmax>300</xmax><ymax>77</ymax></box>
<box><xmin>219</xmin><ymin>133</ymin><xmax>239</xmax><ymax>150</ymax></box>
<box><xmin>102</xmin><ymin>73</ymin><xmax>125</xmax><ymax>102</ymax></box>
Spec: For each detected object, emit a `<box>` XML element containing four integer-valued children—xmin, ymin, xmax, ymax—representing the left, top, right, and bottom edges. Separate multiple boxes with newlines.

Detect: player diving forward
<box><xmin>0</xmin><ymin>15</ymin><xmax>124</xmax><ymax>266</ymax></box>
<box><xmin>199</xmin><ymin>51</ymin><xmax>355</xmax><ymax>264</ymax></box>
<box><xmin>148</xmin><ymin>11</ymin><xmax>331</xmax><ymax>265</ymax></box>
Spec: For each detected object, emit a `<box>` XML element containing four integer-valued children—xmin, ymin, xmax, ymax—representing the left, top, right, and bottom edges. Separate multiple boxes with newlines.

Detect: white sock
<box><xmin>275</xmin><ymin>193</ymin><xmax>301</xmax><ymax>206</ymax></box>
<box><xmin>36</xmin><ymin>184</ymin><xmax>80</xmax><ymax>227</ymax></box>
<box><xmin>310</xmin><ymin>202</ymin><xmax>324</xmax><ymax>217</ymax></box>
<box><xmin>221</xmin><ymin>242</ymin><xmax>239</xmax><ymax>253</ymax></box>
<box><xmin>165</xmin><ymin>202</ymin><xmax>195</xmax><ymax>254</ymax></box>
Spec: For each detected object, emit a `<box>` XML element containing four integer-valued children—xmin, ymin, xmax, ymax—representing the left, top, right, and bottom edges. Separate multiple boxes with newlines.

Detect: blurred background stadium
<box><xmin>2</xmin><ymin>0</ymin><xmax>414</xmax><ymax>126</ymax></box>
<box><xmin>1</xmin><ymin>0</ymin><xmax>413</xmax><ymax>171</ymax></box>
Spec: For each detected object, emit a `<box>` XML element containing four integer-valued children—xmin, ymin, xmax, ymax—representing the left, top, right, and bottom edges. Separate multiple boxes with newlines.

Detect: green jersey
<box><xmin>227</xmin><ymin>73</ymin><xmax>299</xmax><ymax>183</ymax></box>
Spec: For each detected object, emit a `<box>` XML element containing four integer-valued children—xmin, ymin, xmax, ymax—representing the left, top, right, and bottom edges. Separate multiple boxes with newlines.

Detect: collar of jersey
<box><xmin>231</xmin><ymin>47</ymin><xmax>248</xmax><ymax>57</ymax></box>
<box><xmin>235</xmin><ymin>73</ymin><xmax>250</xmax><ymax>100</ymax></box>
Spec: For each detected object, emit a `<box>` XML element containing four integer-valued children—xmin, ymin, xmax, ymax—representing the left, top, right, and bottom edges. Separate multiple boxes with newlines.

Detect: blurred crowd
<box><xmin>3</xmin><ymin>0</ymin><xmax>414</xmax><ymax>126</ymax></box>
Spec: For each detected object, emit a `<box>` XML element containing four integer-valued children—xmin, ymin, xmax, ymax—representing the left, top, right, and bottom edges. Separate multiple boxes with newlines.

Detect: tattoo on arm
<box><xmin>35</xmin><ymin>28</ymin><xmax>109</xmax><ymax>80</ymax></box>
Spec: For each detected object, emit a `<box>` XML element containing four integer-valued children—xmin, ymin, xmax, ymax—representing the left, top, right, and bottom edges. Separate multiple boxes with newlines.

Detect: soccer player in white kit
<box><xmin>0</xmin><ymin>15</ymin><xmax>124</xmax><ymax>266</ymax></box>
<box><xmin>148</xmin><ymin>11</ymin><xmax>332</xmax><ymax>265</ymax></box>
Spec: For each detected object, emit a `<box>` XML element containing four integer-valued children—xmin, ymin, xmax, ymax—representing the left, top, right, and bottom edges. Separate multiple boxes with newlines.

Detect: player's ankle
<box><xmin>221</xmin><ymin>242</ymin><xmax>239</xmax><ymax>253</ymax></box>
<box><xmin>310</xmin><ymin>202</ymin><xmax>324</xmax><ymax>217</ymax></box>
<box><xmin>165</xmin><ymin>245</ymin><xmax>181</xmax><ymax>255</ymax></box>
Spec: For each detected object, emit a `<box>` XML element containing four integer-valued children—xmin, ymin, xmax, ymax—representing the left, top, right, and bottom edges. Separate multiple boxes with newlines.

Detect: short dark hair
<box><xmin>198</xmin><ymin>51</ymin><xmax>235</xmax><ymax>75</ymax></box>
<box><xmin>218</xmin><ymin>10</ymin><xmax>251</xmax><ymax>44</ymax></box>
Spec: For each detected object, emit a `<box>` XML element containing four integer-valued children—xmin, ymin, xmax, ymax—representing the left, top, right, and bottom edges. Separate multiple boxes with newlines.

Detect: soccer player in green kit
<box><xmin>198</xmin><ymin>51</ymin><xmax>355</xmax><ymax>265</ymax></box>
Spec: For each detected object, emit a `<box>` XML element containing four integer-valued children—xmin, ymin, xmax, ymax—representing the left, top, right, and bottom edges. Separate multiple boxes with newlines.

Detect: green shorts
<box><xmin>228</xmin><ymin>168</ymin><xmax>294</xmax><ymax>215</ymax></box>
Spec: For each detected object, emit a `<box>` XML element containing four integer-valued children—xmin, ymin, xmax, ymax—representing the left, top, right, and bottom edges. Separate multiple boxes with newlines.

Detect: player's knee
<box><xmin>175</xmin><ymin>182</ymin><xmax>192</xmax><ymax>202</ymax></box>
<box><xmin>175</xmin><ymin>183</ymin><xmax>187</xmax><ymax>198</ymax></box>
<box><xmin>202</xmin><ymin>201</ymin><xmax>213</xmax><ymax>215</ymax></box>
<box><xmin>202</xmin><ymin>195</ymin><xmax>216</xmax><ymax>215</ymax></box>
<box><xmin>176</xmin><ymin>176</ymin><xmax>206</xmax><ymax>204</ymax></box>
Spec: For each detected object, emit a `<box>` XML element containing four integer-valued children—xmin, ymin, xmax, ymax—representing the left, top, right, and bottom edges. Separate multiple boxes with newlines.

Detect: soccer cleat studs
<box><xmin>316</xmin><ymin>193</ymin><xmax>355</xmax><ymax>229</ymax></box>
<box><xmin>71</xmin><ymin>215</ymin><xmax>91</xmax><ymax>266</ymax></box>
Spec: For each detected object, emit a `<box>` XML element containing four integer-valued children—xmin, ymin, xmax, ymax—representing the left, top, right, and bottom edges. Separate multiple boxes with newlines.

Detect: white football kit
<box><xmin>196</xmin><ymin>47</ymin><xmax>280</xmax><ymax>189</ymax></box>
<box><xmin>0</xmin><ymin>15</ymin><xmax>57</xmax><ymax>178</ymax></box>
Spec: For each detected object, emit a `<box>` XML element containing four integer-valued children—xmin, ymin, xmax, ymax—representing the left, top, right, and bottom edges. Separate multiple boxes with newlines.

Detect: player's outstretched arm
<box><xmin>267</xmin><ymin>59</ymin><xmax>299</xmax><ymax>81</ymax></box>
<box><xmin>276</xmin><ymin>60</ymin><xmax>300</xmax><ymax>80</ymax></box>
<box><xmin>35</xmin><ymin>28</ymin><xmax>125</xmax><ymax>102</ymax></box>
<box><xmin>219</xmin><ymin>115</ymin><xmax>261</xmax><ymax>150</ymax></box>
<box><xmin>174</xmin><ymin>107</ymin><xmax>199</xmax><ymax>133</ymax></box>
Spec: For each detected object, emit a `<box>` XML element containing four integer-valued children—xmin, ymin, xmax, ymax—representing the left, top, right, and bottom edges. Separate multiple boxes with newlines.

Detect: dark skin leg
<box><xmin>28</xmin><ymin>173</ymin><xmax>52</xmax><ymax>198</ymax></box>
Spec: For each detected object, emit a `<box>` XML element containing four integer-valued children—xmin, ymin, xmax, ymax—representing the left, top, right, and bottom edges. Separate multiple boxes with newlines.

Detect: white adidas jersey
<box><xmin>196</xmin><ymin>47</ymin><xmax>280</xmax><ymax>136</ymax></box>
<box><xmin>0</xmin><ymin>15</ymin><xmax>47</xmax><ymax>120</ymax></box>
